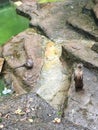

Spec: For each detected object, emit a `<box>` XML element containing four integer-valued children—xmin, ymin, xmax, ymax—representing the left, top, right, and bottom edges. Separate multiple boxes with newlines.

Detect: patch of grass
<box><xmin>57</xmin><ymin>111</ymin><xmax>62</xmax><ymax>116</ymax></box>
<box><xmin>0</xmin><ymin>4</ymin><xmax>29</xmax><ymax>45</ymax></box>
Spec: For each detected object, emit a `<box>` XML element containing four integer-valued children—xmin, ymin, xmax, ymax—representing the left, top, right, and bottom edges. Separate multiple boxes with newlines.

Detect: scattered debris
<box><xmin>28</xmin><ymin>118</ymin><xmax>33</xmax><ymax>123</ymax></box>
<box><xmin>2</xmin><ymin>87</ymin><xmax>12</xmax><ymax>95</ymax></box>
<box><xmin>15</xmin><ymin>108</ymin><xmax>25</xmax><ymax>115</ymax></box>
<box><xmin>52</xmin><ymin>118</ymin><xmax>61</xmax><ymax>124</ymax></box>
<box><xmin>0</xmin><ymin>124</ymin><xmax>4</xmax><ymax>129</ymax></box>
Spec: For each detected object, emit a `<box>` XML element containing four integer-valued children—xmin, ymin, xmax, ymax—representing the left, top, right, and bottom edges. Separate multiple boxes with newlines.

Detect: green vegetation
<box><xmin>0</xmin><ymin>118</ymin><xmax>2</xmax><ymax>123</ymax></box>
<box><xmin>0</xmin><ymin>4</ymin><xmax>29</xmax><ymax>45</ymax></box>
<box><xmin>57</xmin><ymin>111</ymin><xmax>62</xmax><ymax>116</ymax></box>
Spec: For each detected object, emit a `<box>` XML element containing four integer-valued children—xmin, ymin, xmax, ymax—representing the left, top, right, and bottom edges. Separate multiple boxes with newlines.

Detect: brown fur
<box><xmin>74</xmin><ymin>64</ymin><xmax>83</xmax><ymax>92</ymax></box>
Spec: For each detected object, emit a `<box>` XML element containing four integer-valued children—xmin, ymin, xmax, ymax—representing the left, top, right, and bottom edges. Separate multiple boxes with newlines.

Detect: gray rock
<box><xmin>64</xmin><ymin>67</ymin><xmax>98</xmax><ymax>130</ymax></box>
<box><xmin>2</xmin><ymin>28</ymin><xmax>44</xmax><ymax>93</ymax></box>
<box><xmin>0</xmin><ymin>92</ymin><xmax>89</xmax><ymax>130</ymax></box>
<box><xmin>67</xmin><ymin>13</ymin><xmax>98</xmax><ymax>41</ymax></box>
<box><xmin>91</xmin><ymin>42</ymin><xmax>98</xmax><ymax>53</ymax></box>
<box><xmin>62</xmin><ymin>39</ymin><xmax>98</xmax><ymax>69</ymax></box>
<box><xmin>16</xmin><ymin>0</ymin><xmax>84</xmax><ymax>42</ymax></box>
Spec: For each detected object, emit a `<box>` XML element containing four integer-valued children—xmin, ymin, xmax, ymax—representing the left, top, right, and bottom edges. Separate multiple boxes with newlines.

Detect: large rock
<box><xmin>2</xmin><ymin>29</ymin><xmax>43</xmax><ymax>93</ymax></box>
<box><xmin>67</xmin><ymin>13</ymin><xmax>98</xmax><ymax>41</ymax></box>
<box><xmin>2</xmin><ymin>28</ymin><xmax>71</xmax><ymax>110</ymax></box>
<box><xmin>16</xmin><ymin>0</ymin><xmax>86</xmax><ymax>42</ymax></box>
<box><xmin>62</xmin><ymin>39</ymin><xmax>98</xmax><ymax>69</ymax></box>
<box><xmin>37</xmin><ymin>41</ymin><xmax>71</xmax><ymax>109</ymax></box>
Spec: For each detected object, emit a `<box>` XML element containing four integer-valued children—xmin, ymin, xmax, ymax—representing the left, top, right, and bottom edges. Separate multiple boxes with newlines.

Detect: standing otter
<box><xmin>74</xmin><ymin>64</ymin><xmax>83</xmax><ymax>92</ymax></box>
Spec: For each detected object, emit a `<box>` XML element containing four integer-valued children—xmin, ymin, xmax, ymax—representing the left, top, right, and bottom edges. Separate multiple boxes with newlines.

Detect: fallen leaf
<box><xmin>52</xmin><ymin>118</ymin><xmax>61</xmax><ymax>124</ymax></box>
<box><xmin>20</xmin><ymin>117</ymin><xmax>27</xmax><ymax>121</ymax></box>
<box><xmin>15</xmin><ymin>108</ymin><xmax>25</xmax><ymax>115</ymax></box>
<box><xmin>28</xmin><ymin>118</ymin><xmax>33</xmax><ymax>123</ymax></box>
<box><xmin>0</xmin><ymin>124</ymin><xmax>4</xmax><ymax>128</ymax></box>
<box><xmin>4</xmin><ymin>113</ymin><xmax>10</xmax><ymax>119</ymax></box>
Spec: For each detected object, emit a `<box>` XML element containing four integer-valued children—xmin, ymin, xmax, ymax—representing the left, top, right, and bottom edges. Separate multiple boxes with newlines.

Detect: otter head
<box><xmin>77</xmin><ymin>63</ymin><xmax>83</xmax><ymax>69</ymax></box>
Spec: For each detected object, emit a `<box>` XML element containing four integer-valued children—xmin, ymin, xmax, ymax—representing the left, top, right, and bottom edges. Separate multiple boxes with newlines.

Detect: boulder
<box><xmin>2</xmin><ymin>28</ymin><xmax>71</xmax><ymax>111</ymax></box>
<box><xmin>2</xmin><ymin>29</ymin><xmax>43</xmax><ymax>93</ymax></box>
<box><xmin>67</xmin><ymin>13</ymin><xmax>98</xmax><ymax>41</ymax></box>
<box><xmin>62</xmin><ymin>39</ymin><xmax>98</xmax><ymax>69</ymax></box>
<box><xmin>16</xmin><ymin>0</ymin><xmax>85</xmax><ymax>42</ymax></box>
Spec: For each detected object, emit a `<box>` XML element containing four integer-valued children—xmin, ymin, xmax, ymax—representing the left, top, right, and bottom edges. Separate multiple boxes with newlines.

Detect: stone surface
<box><xmin>62</xmin><ymin>39</ymin><xmax>98</xmax><ymax>69</ymax></box>
<box><xmin>37</xmin><ymin>41</ymin><xmax>70</xmax><ymax>109</ymax></box>
<box><xmin>64</xmin><ymin>67</ymin><xmax>98</xmax><ymax>130</ymax></box>
<box><xmin>1</xmin><ymin>0</ymin><xmax>98</xmax><ymax>129</ymax></box>
<box><xmin>67</xmin><ymin>13</ymin><xmax>98</xmax><ymax>41</ymax></box>
<box><xmin>62</xmin><ymin>39</ymin><xmax>98</xmax><ymax>129</ymax></box>
<box><xmin>93</xmin><ymin>0</ymin><xmax>98</xmax><ymax>4</ymax></box>
<box><xmin>0</xmin><ymin>92</ymin><xmax>89</xmax><ymax>130</ymax></box>
<box><xmin>2</xmin><ymin>29</ymin><xmax>44</xmax><ymax>93</ymax></box>
<box><xmin>16</xmin><ymin>0</ymin><xmax>86</xmax><ymax>42</ymax></box>
<box><xmin>2</xmin><ymin>28</ymin><xmax>71</xmax><ymax>111</ymax></box>
<box><xmin>83</xmin><ymin>0</ymin><xmax>94</xmax><ymax>11</ymax></box>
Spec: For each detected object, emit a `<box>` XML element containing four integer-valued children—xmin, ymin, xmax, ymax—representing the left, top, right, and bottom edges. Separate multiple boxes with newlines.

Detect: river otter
<box><xmin>74</xmin><ymin>63</ymin><xmax>83</xmax><ymax>92</ymax></box>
